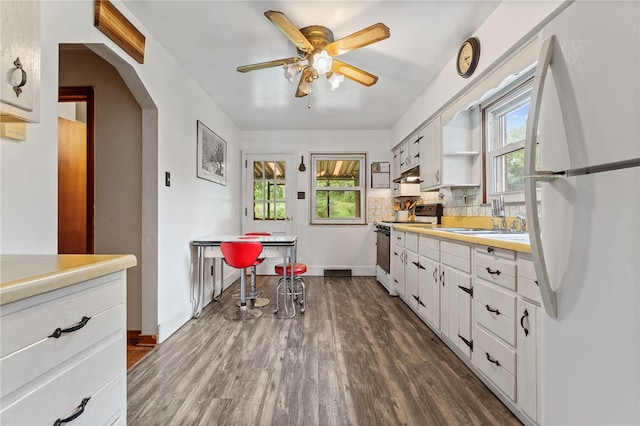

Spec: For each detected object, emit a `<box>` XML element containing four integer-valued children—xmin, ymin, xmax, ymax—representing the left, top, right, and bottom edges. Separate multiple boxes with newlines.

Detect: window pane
<box><xmin>505</xmin><ymin>102</ymin><xmax>528</xmax><ymax>146</ymax></box>
<box><xmin>264</xmin><ymin>161</ymin><xmax>275</xmax><ymax>180</ymax></box>
<box><xmin>253</xmin><ymin>161</ymin><xmax>263</xmax><ymax>179</ymax></box>
<box><xmin>253</xmin><ymin>202</ymin><xmax>264</xmax><ymax>220</ymax></box>
<box><xmin>253</xmin><ymin>182</ymin><xmax>264</xmax><ymax>200</ymax></box>
<box><xmin>275</xmin><ymin>161</ymin><xmax>285</xmax><ymax>180</ymax></box>
<box><xmin>494</xmin><ymin>148</ymin><xmax>525</xmax><ymax>193</ymax></box>
<box><xmin>315</xmin><ymin>190</ymin><xmax>361</xmax><ymax>219</ymax></box>
<box><xmin>275</xmin><ymin>202</ymin><xmax>286</xmax><ymax>220</ymax></box>
<box><xmin>315</xmin><ymin>159</ymin><xmax>360</xmax><ymax>187</ymax></box>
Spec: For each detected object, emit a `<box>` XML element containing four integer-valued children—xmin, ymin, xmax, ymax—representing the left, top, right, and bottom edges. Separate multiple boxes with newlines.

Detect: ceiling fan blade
<box><xmin>331</xmin><ymin>60</ymin><xmax>378</xmax><ymax>86</ymax></box>
<box><xmin>295</xmin><ymin>67</ymin><xmax>314</xmax><ymax>97</ymax></box>
<box><xmin>237</xmin><ymin>57</ymin><xmax>300</xmax><ymax>73</ymax></box>
<box><xmin>324</xmin><ymin>23</ymin><xmax>390</xmax><ymax>57</ymax></box>
<box><xmin>265</xmin><ymin>10</ymin><xmax>314</xmax><ymax>54</ymax></box>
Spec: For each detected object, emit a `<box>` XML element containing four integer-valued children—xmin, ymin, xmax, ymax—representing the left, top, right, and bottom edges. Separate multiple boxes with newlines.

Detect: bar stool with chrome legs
<box><xmin>273</xmin><ymin>261</ymin><xmax>306</xmax><ymax>317</ymax></box>
<box><xmin>220</xmin><ymin>241</ymin><xmax>263</xmax><ymax>321</ymax></box>
<box><xmin>241</xmin><ymin>232</ymin><xmax>271</xmax><ymax>308</ymax></box>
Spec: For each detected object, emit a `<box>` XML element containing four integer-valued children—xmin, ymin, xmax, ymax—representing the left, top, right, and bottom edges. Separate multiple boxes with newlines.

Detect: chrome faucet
<box><xmin>516</xmin><ymin>214</ymin><xmax>527</xmax><ymax>232</ymax></box>
<box><xmin>491</xmin><ymin>196</ymin><xmax>507</xmax><ymax>230</ymax></box>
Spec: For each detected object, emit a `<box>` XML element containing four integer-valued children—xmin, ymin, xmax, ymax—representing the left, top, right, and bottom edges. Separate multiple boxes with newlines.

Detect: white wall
<box><xmin>0</xmin><ymin>0</ymin><xmax>241</xmax><ymax>343</ymax></box>
<box><xmin>241</xmin><ymin>130</ymin><xmax>392</xmax><ymax>275</ymax></box>
<box><xmin>391</xmin><ymin>0</ymin><xmax>567</xmax><ymax>148</ymax></box>
<box><xmin>59</xmin><ymin>46</ymin><xmax>143</xmax><ymax>331</ymax></box>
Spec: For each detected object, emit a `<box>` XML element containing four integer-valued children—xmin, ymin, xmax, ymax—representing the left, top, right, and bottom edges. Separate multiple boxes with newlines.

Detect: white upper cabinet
<box><xmin>0</xmin><ymin>0</ymin><xmax>40</xmax><ymax>123</ymax></box>
<box><xmin>420</xmin><ymin>116</ymin><xmax>442</xmax><ymax>190</ymax></box>
<box><xmin>420</xmin><ymin>108</ymin><xmax>481</xmax><ymax>191</ymax></box>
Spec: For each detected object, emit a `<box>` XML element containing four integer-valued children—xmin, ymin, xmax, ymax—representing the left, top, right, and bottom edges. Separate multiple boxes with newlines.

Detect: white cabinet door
<box><xmin>441</xmin><ymin>265</ymin><xmax>472</xmax><ymax>357</ymax></box>
<box><xmin>0</xmin><ymin>0</ymin><xmax>40</xmax><ymax>123</ymax></box>
<box><xmin>392</xmin><ymin>231</ymin><xmax>405</xmax><ymax>298</ymax></box>
<box><xmin>392</xmin><ymin>147</ymin><xmax>401</xmax><ymax>180</ymax></box>
<box><xmin>517</xmin><ymin>297</ymin><xmax>538</xmax><ymax>423</ymax></box>
<box><xmin>405</xmin><ymin>250</ymin><xmax>419</xmax><ymax>310</ymax></box>
<box><xmin>420</xmin><ymin>116</ymin><xmax>442</xmax><ymax>190</ymax></box>
<box><xmin>418</xmin><ymin>254</ymin><xmax>440</xmax><ymax>329</ymax></box>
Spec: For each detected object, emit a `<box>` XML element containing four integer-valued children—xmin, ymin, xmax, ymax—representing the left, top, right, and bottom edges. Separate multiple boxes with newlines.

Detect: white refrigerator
<box><xmin>525</xmin><ymin>2</ymin><xmax>640</xmax><ymax>424</ymax></box>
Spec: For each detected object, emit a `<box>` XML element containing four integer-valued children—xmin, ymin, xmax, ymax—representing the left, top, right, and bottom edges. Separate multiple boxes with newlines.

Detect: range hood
<box><xmin>393</xmin><ymin>167</ymin><xmax>421</xmax><ymax>196</ymax></box>
<box><xmin>393</xmin><ymin>166</ymin><xmax>421</xmax><ymax>184</ymax></box>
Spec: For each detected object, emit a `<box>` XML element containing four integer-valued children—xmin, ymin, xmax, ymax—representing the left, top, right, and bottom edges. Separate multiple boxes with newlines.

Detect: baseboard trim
<box><xmin>127</xmin><ymin>330</ymin><xmax>157</xmax><ymax>346</ymax></box>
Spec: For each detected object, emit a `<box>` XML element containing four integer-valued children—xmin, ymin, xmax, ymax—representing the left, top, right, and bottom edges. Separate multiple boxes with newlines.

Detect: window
<box><xmin>252</xmin><ymin>160</ymin><xmax>286</xmax><ymax>220</ymax></box>
<box><xmin>483</xmin><ymin>75</ymin><xmax>538</xmax><ymax>202</ymax></box>
<box><xmin>311</xmin><ymin>153</ymin><xmax>367</xmax><ymax>225</ymax></box>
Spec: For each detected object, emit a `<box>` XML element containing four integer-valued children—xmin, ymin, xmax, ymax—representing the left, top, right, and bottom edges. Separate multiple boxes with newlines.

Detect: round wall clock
<box><xmin>456</xmin><ymin>37</ymin><xmax>480</xmax><ymax>78</ymax></box>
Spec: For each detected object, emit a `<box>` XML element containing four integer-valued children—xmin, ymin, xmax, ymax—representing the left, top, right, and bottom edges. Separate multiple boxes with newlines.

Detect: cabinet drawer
<box><xmin>441</xmin><ymin>241</ymin><xmax>471</xmax><ymax>273</ymax></box>
<box><xmin>405</xmin><ymin>232</ymin><xmax>418</xmax><ymax>253</ymax></box>
<box><xmin>475</xmin><ymin>244</ymin><xmax>516</xmax><ymax>260</ymax></box>
<box><xmin>475</xmin><ymin>253</ymin><xmax>516</xmax><ymax>291</ymax></box>
<box><xmin>0</xmin><ymin>334</ymin><xmax>124</xmax><ymax>425</ymax></box>
<box><xmin>419</xmin><ymin>236</ymin><xmax>439</xmax><ymax>261</ymax></box>
<box><xmin>517</xmin><ymin>257</ymin><xmax>542</xmax><ymax>304</ymax></box>
<box><xmin>1</xmin><ymin>272</ymin><xmax>125</xmax><ymax>358</ymax></box>
<box><xmin>393</xmin><ymin>231</ymin><xmax>405</xmax><ymax>247</ymax></box>
<box><xmin>474</xmin><ymin>282</ymin><xmax>516</xmax><ymax>346</ymax></box>
<box><xmin>473</xmin><ymin>326</ymin><xmax>516</xmax><ymax>400</ymax></box>
<box><xmin>1</xmin><ymin>304</ymin><xmax>124</xmax><ymax>398</ymax></box>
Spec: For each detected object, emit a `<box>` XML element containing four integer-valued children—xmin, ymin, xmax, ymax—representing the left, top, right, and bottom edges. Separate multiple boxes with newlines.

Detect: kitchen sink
<box><xmin>437</xmin><ymin>228</ymin><xmax>515</xmax><ymax>234</ymax></box>
<box><xmin>437</xmin><ymin>227</ymin><xmax>530</xmax><ymax>243</ymax></box>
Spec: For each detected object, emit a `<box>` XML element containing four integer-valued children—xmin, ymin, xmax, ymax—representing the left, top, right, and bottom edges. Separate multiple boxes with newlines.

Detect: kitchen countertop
<box><xmin>0</xmin><ymin>254</ymin><xmax>137</xmax><ymax>305</ymax></box>
<box><xmin>393</xmin><ymin>224</ymin><xmax>531</xmax><ymax>253</ymax></box>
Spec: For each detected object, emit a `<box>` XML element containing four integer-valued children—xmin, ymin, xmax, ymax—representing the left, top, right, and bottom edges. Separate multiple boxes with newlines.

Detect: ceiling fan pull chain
<box><xmin>307</xmin><ymin>91</ymin><xmax>312</xmax><ymax>109</ymax></box>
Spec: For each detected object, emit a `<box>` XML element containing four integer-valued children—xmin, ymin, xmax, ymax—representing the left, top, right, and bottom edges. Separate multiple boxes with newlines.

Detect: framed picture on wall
<box><xmin>196</xmin><ymin>120</ymin><xmax>227</xmax><ymax>185</ymax></box>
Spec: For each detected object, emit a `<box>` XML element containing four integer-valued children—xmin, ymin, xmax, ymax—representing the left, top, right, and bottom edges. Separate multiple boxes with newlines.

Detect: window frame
<box><xmin>310</xmin><ymin>152</ymin><xmax>367</xmax><ymax>225</ymax></box>
<box><xmin>482</xmin><ymin>73</ymin><xmax>535</xmax><ymax>203</ymax></box>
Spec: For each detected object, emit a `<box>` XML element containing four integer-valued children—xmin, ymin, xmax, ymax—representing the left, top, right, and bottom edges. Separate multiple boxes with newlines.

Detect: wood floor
<box><xmin>127</xmin><ymin>276</ymin><xmax>521</xmax><ymax>425</ymax></box>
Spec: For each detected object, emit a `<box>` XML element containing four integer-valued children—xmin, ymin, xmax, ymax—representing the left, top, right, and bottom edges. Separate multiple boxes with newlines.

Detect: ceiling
<box><xmin>121</xmin><ymin>1</ymin><xmax>501</xmax><ymax>131</ymax></box>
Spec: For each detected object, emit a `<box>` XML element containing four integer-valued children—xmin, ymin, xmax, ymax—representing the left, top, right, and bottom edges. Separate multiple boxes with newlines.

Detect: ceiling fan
<box><xmin>237</xmin><ymin>11</ymin><xmax>390</xmax><ymax>98</ymax></box>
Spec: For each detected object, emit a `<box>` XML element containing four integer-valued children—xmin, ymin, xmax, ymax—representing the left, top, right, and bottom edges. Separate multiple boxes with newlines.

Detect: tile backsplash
<box><xmin>368</xmin><ymin>186</ymin><xmax>528</xmax><ymax>223</ymax></box>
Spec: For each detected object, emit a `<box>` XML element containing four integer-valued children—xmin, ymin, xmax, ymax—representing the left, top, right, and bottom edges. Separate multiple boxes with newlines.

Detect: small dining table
<box><xmin>191</xmin><ymin>235</ymin><xmax>298</xmax><ymax>318</ymax></box>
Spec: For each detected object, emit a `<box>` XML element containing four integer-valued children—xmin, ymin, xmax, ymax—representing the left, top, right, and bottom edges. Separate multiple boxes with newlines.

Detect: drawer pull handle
<box><xmin>486</xmin><ymin>353</ymin><xmax>501</xmax><ymax>367</ymax></box>
<box><xmin>486</xmin><ymin>267</ymin><xmax>501</xmax><ymax>276</ymax></box>
<box><xmin>440</xmin><ymin>270</ymin><xmax>445</xmax><ymax>286</ymax></box>
<box><xmin>520</xmin><ymin>308</ymin><xmax>530</xmax><ymax>337</ymax></box>
<box><xmin>458</xmin><ymin>286</ymin><xmax>473</xmax><ymax>297</ymax></box>
<box><xmin>432</xmin><ymin>267</ymin><xmax>438</xmax><ymax>281</ymax></box>
<box><xmin>11</xmin><ymin>57</ymin><xmax>27</xmax><ymax>97</ymax></box>
<box><xmin>54</xmin><ymin>397</ymin><xmax>91</xmax><ymax>426</ymax></box>
<box><xmin>48</xmin><ymin>316</ymin><xmax>92</xmax><ymax>339</ymax></box>
<box><xmin>485</xmin><ymin>305</ymin><xmax>501</xmax><ymax>315</ymax></box>
<box><xmin>487</xmin><ymin>246</ymin><xmax>494</xmax><ymax>253</ymax></box>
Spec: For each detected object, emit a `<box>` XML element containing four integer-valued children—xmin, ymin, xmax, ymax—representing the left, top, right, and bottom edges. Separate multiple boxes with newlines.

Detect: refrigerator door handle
<box><xmin>524</xmin><ymin>35</ymin><xmax>558</xmax><ymax>318</ymax></box>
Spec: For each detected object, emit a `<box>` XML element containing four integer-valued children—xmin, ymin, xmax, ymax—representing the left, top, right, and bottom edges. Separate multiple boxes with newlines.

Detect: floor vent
<box><xmin>324</xmin><ymin>269</ymin><xmax>352</xmax><ymax>277</ymax></box>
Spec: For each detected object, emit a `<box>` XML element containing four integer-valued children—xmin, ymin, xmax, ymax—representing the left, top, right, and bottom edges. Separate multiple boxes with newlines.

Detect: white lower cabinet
<box><xmin>392</xmin><ymin>231</ymin><xmax>406</xmax><ymax>298</ymax></box>
<box><xmin>418</xmin><ymin>235</ymin><xmax>440</xmax><ymax>328</ymax></box>
<box><xmin>404</xmin><ymin>233</ymin><xmax>420</xmax><ymax>310</ymax></box>
<box><xmin>440</xmin><ymin>241</ymin><xmax>473</xmax><ymax>358</ymax></box>
<box><xmin>516</xmin><ymin>254</ymin><xmax>541</xmax><ymax>424</ymax></box>
<box><xmin>392</xmin><ymin>231</ymin><xmax>542</xmax><ymax>424</ymax></box>
<box><xmin>0</xmin><ymin>271</ymin><xmax>127</xmax><ymax>425</ymax></box>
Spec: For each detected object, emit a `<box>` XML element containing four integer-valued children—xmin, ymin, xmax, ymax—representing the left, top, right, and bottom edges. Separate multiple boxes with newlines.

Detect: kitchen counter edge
<box><xmin>0</xmin><ymin>254</ymin><xmax>138</xmax><ymax>305</ymax></box>
<box><xmin>393</xmin><ymin>224</ymin><xmax>531</xmax><ymax>253</ymax></box>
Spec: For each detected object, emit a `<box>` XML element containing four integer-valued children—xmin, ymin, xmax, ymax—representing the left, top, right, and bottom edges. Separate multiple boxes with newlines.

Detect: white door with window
<box><xmin>242</xmin><ymin>152</ymin><xmax>296</xmax><ymax>271</ymax></box>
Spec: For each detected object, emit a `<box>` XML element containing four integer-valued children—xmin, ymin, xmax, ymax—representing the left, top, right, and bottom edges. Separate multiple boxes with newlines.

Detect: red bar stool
<box><xmin>220</xmin><ymin>241</ymin><xmax>263</xmax><ymax>321</ymax></box>
<box><xmin>273</xmin><ymin>261</ymin><xmax>306</xmax><ymax>317</ymax></box>
<box><xmin>242</xmin><ymin>232</ymin><xmax>271</xmax><ymax>308</ymax></box>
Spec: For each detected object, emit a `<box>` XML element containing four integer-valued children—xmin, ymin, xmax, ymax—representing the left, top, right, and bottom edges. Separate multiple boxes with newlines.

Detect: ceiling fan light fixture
<box><xmin>328</xmin><ymin>73</ymin><xmax>345</xmax><ymax>91</ymax></box>
<box><xmin>312</xmin><ymin>50</ymin><xmax>333</xmax><ymax>74</ymax></box>
<box><xmin>283</xmin><ymin>63</ymin><xmax>301</xmax><ymax>82</ymax></box>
